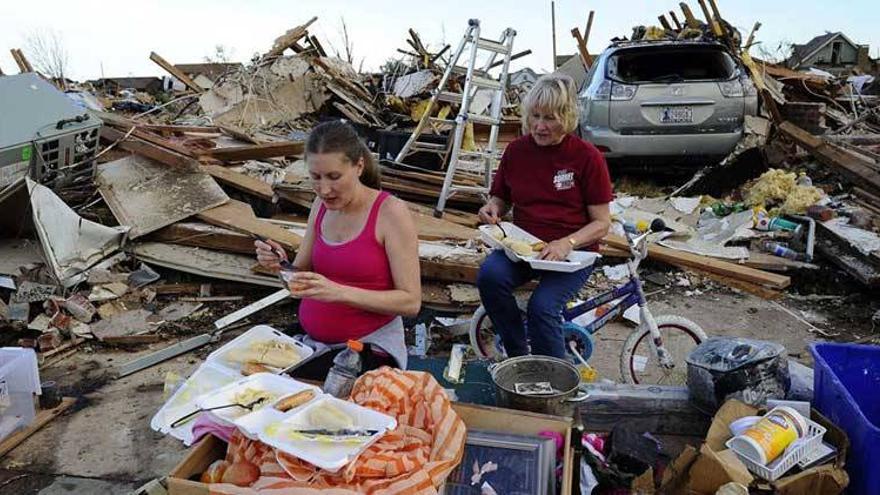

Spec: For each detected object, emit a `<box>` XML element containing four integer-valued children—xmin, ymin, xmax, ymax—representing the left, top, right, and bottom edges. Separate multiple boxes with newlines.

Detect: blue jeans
<box><xmin>477</xmin><ymin>250</ymin><xmax>593</xmax><ymax>359</ymax></box>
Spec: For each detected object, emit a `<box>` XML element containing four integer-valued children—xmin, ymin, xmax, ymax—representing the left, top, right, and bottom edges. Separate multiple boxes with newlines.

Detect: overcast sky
<box><xmin>1</xmin><ymin>0</ymin><xmax>878</xmax><ymax>81</ymax></box>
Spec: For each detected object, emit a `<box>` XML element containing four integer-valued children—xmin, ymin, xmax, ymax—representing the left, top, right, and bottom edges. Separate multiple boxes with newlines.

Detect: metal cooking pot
<box><xmin>490</xmin><ymin>355</ymin><xmax>589</xmax><ymax>417</ymax></box>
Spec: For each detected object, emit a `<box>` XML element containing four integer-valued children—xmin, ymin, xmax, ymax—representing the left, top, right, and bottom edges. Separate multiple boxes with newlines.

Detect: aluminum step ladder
<box><xmin>393</xmin><ymin>19</ymin><xmax>516</xmax><ymax>218</ymax></box>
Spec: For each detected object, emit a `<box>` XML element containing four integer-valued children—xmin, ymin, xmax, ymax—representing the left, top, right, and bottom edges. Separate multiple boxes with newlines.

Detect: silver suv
<box><xmin>578</xmin><ymin>41</ymin><xmax>758</xmax><ymax>165</ymax></box>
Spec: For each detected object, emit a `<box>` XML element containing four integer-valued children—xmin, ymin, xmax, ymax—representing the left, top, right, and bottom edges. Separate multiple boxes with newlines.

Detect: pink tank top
<box><xmin>298</xmin><ymin>191</ymin><xmax>396</xmax><ymax>343</ymax></box>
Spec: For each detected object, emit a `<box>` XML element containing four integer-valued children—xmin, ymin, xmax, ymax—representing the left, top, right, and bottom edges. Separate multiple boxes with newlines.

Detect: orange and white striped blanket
<box><xmin>209</xmin><ymin>367</ymin><xmax>467</xmax><ymax>495</ymax></box>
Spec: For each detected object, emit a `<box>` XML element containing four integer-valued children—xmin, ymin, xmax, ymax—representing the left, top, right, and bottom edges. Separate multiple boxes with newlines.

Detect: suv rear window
<box><xmin>607</xmin><ymin>45</ymin><xmax>737</xmax><ymax>83</ymax></box>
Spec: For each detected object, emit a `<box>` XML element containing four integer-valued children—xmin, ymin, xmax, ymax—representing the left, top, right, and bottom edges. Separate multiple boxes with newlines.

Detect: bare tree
<box><xmin>338</xmin><ymin>17</ymin><xmax>354</xmax><ymax>65</ymax></box>
<box><xmin>24</xmin><ymin>29</ymin><xmax>69</xmax><ymax>81</ymax></box>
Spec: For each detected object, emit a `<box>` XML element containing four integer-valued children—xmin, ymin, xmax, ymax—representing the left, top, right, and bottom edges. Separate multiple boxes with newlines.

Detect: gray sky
<box><xmin>2</xmin><ymin>0</ymin><xmax>878</xmax><ymax>80</ymax></box>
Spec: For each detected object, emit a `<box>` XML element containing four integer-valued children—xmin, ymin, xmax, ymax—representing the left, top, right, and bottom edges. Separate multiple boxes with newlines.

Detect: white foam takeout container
<box><xmin>195</xmin><ymin>373</ymin><xmax>321</xmax><ymax>427</ymax></box>
<box><xmin>252</xmin><ymin>395</ymin><xmax>397</xmax><ymax>472</ymax></box>
<box><xmin>150</xmin><ymin>362</ymin><xmax>240</xmax><ymax>444</ymax></box>
<box><xmin>479</xmin><ymin>222</ymin><xmax>600</xmax><ymax>273</ymax></box>
<box><xmin>151</xmin><ymin>325</ymin><xmax>317</xmax><ymax>444</ymax></box>
<box><xmin>206</xmin><ymin>324</ymin><xmax>314</xmax><ymax>374</ymax></box>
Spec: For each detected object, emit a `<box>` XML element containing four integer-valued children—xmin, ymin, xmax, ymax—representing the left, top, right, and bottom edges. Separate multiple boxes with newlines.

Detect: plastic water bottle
<box><xmin>760</xmin><ymin>241</ymin><xmax>805</xmax><ymax>261</ymax></box>
<box><xmin>323</xmin><ymin>340</ymin><xmax>363</xmax><ymax>398</ymax></box>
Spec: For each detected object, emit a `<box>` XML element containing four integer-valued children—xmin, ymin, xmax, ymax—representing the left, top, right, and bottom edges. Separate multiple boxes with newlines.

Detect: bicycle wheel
<box><xmin>468</xmin><ymin>305</ymin><xmax>506</xmax><ymax>360</ymax></box>
<box><xmin>619</xmin><ymin>314</ymin><xmax>707</xmax><ymax>385</ymax></box>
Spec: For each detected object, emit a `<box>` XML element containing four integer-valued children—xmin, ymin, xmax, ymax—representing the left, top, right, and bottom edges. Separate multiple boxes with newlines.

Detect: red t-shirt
<box><xmin>489</xmin><ymin>134</ymin><xmax>613</xmax><ymax>249</ymax></box>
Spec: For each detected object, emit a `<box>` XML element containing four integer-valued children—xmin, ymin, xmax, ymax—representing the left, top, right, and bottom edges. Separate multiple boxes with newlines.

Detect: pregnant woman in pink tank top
<box><xmin>254</xmin><ymin>120</ymin><xmax>420</xmax><ymax>376</ymax></box>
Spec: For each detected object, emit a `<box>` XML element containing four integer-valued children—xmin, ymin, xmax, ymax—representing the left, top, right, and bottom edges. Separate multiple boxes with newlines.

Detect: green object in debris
<box><xmin>711</xmin><ymin>202</ymin><xmax>747</xmax><ymax>217</ymax></box>
<box><xmin>21</xmin><ymin>145</ymin><xmax>32</xmax><ymax>162</ymax></box>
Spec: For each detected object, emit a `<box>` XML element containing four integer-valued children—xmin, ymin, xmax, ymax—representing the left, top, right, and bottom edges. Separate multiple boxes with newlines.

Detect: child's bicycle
<box><xmin>469</xmin><ymin>219</ymin><xmax>707</xmax><ymax>385</ymax></box>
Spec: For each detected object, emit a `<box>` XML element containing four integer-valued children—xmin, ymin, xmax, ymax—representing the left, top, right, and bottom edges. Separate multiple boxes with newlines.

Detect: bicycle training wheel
<box><xmin>620</xmin><ymin>314</ymin><xmax>707</xmax><ymax>385</ymax></box>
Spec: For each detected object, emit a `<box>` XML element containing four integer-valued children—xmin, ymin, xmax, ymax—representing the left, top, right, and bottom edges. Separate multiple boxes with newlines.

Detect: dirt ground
<box><xmin>0</xmin><ymin>276</ymin><xmax>875</xmax><ymax>494</ymax></box>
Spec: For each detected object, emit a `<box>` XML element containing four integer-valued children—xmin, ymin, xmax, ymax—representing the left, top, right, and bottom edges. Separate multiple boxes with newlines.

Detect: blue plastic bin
<box><xmin>810</xmin><ymin>343</ymin><xmax>880</xmax><ymax>495</ymax></box>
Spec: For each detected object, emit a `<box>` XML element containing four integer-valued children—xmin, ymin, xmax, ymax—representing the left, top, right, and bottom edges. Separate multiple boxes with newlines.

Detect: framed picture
<box><xmin>441</xmin><ymin>430</ymin><xmax>556</xmax><ymax>495</ymax></box>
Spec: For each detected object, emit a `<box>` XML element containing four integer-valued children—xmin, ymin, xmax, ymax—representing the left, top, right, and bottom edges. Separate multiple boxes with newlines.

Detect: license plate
<box><xmin>660</xmin><ymin>106</ymin><xmax>693</xmax><ymax>123</ymax></box>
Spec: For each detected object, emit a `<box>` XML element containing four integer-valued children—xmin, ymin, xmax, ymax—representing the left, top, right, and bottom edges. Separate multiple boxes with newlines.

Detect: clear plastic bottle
<box><xmin>323</xmin><ymin>340</ymin><xmax>363</xmax><ymax>398</ymax></box>
<box><xmin>760</xmin><ymin>241</ymin><xmax>805</xmax><ymax>261</ymax></box>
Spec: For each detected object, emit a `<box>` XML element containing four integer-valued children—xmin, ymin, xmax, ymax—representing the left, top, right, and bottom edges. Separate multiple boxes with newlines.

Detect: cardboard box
<box><xmin>167</xmin><ymin>402</ymin><xmax>574</xmax><ymax>495</ymax></box>
<box><xmin>660</xmin><ymin>400</ymin><xmax>850</xmax><ymax>494</ymax></box>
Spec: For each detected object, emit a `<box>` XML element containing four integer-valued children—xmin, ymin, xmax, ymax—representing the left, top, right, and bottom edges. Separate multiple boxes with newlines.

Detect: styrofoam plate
<box><xmin>479</xmin><ymin>222</ymin><xmax>600</xmax><ymax>273</ymax></box>
<box><xmin>195</xmin><ymin>373</ymin><xmax>320</xmax><ymax>427</ymax></box>
<box><xmin>256</xmin><ymin>396</ymin><xmax>397</xmax><ymax>472</ymax></box>
<box><xmin>206</xmin><ymin>325</ymin><xmax>313</xmax><ymax>374</ymax></box>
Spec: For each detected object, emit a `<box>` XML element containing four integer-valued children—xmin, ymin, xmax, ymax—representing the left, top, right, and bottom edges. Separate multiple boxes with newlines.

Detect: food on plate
<box><xmin>226</xmin><ymin>339</ymin><xmax>302</xmax><ymax>369</ymax></box>
<box><xmin>200</xmin><ymin>460</ymin><xmax>229</xmax><ymax>483</ymax></box>
<box><xmin>220</xmin><ymin>461</ymin><xmax>260</xmax><ymax>487</ymax></box>
<box><xmin>502</xmin><ymin>238</ymin><xmax>540</xmax><ymax>257</ymax></box>
<box><xmin>275</xmin><ymin>389</ymin><xmax>316</xmax><ymax>412</ymax></box>
<box><xmin>241</xmin><ymin>361</ymin><xmax>272</xmax><ymax>376</ymax></box>
<box><xmin>231</xmin><ymin>388</ymin><xmax>277</xmax><ymax>412</ymax></box>
<box><xmin>307</xmin><ymin>401</ymin><xmax>354</xmax><ymax>429</ymax></box>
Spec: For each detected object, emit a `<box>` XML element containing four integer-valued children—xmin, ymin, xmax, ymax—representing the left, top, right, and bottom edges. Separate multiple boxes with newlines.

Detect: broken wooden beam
<box><xmin>198</xmin><ymin>141</ymin><xmax>305</xmax><ymax>162</ymax></box>
<box><xmin>603</xmin><ymin>235</ymin><xmax>791</xmax><ymax>289</ymax></box>
<box><xmin>658</xmin><ymin>15</ymin><xmax>673</xmax><ymax>31</ymax></box>
<box><xmin>779</xmin><ymin>121</ymin><xmax>880</xmax><ymax>197</ymax></box>
<box><xmin>10</xmin><ymin>49</ymin><xmax>33</xmax><ymax>73</ymax></box>
<box><xmin>150</xmin><ymin>222</ymin><xmax>256</xmax><ymax>255</ymax></box>
<box><xmin>696</xmin><ymin>0</ymin><xmax>719</xmax><ymax>35</ymax></box>
<box><xmin>149</xmin><ymin>51</ymin><xmax>204</xmax><ymax>93</ymax></box>
<box><xmin>200</xmin><ymin>164</ymin><xmax>276</xmax><ymax>203</ymax></box>
<box><xmin>265</xmin><ymin>17</ymin><xmax>319</xmax><ymax>58</ymax></box>
<box><xmin>100</xmin><ymin>126</ymin><xmax>199</xmax><ymax>170</ymax></box>
<box><xmin>196</xmin><ymin>199</ymin><xmax>301</xmax><ymax>252</ymax></box>
<box><xmin>420</xmin><ymin>259</ymin><xmax>479</xmax><ymax>284</ymax></box>
<box><xmin>668</xmin><ymin>11</ymin><xmax>683</xmax><ymax>30</ymax></box>
<box><xmin>488</xmin><ymin>49</ymin><xmax>533</xmax><ymax>69</ymax></box>
<box><xmin>0</xmin><ymin>398</ymin><xmax>76</xmax><ymax>458</ymax></box>
<box><xmin>571</xmin><ymin>28</ymin><xmax>592</xmax><ymax>69</ymax></box>
<box><xmin>679</xmin><ymin>2</ymin><xmax>701</xmax><ymax>28</ymax></box>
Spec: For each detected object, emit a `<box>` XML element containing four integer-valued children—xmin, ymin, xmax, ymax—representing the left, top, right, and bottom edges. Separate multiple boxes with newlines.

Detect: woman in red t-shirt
<box><xmin>254</xmin><ymin>120</ymin><xmax>421</xmax><ymax>377</ymax></box>
<box><xmin>477</xmin><ymin>74</ymin><xmax>613</xmax><ymax>359</ymax></box>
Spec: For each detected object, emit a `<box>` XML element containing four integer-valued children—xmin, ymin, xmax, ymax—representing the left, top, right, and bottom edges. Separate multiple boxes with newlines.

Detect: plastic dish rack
<box><xmin>725</xmin><ymin>417</ymin><xmax>827</xmax><ymax>482</ymax></box>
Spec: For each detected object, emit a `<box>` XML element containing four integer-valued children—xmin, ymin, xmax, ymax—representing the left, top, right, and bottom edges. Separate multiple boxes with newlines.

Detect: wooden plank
<box><xmin>200</xmin><ymin>164</ymin><xmax>275</xmax><ymax>202</ymax></box>
<box><xmin>0</xmin><ymin>398</ymin><xmax>76</xmax><ymax>458</ymax></box>
<box><xmin>681</xmin><ymin>268</ymin><xmax>783</xmax><ymax>300</ymax></box>
<box><xmin>196</xmin><ymin>199</ymin><xmax>301</xmax><ymax>252</ymax></box>
<box><xmin>668</xmin><ymin>11</ymin><xmax>684</xmax><ymax>30</ymax></box>
<box><xmin>103</xmin><ymin>335</ymin><xmax>164</xmax><ymax>345</ymax></box>
<box><xmin>150</xmin><ymin>52</ymin><xmax>203</xmax><ymax>93</ymax></box>
<box><xmin>411</xmin><ymin>209</ymin><xmax>478</xmax><ymax>242</ymax></box>
<box><xmin>779</xmin><ymin>121</ymin><xmax>880</xmax><ymax>196</ymax></box>
<box><xmin>570</xmin><ymin>28</ymin><xmax>592</xmax><ymax>69</ymax></box>
<box><xmin>198</xmin><ymin>141</ymin><xmax>304</xmax><ymax>162</ymax></box>
<box><xmin>658</xmin><ymin>15</ymin><xmax>674</xmax><ymax>31</ymax></box>
<box><xmin>100</xmin><ymin>126</ymin><xmax>198</xmax><ymax>169</ymax></box>
<box><xmin>583</xmin><ymin>10</ymin><xmax>595</xmax><ymax>47</ymax></box>
<box><xmin>696</xmin><ymin>0</ymin><xmax>721</xmax><ymax>36</ymax></box>
<box><xmin>264</xmin><ymin>17</ymin><xmax>318</xmax><ymax>58</ymax></box>
<box><xmin>143</xmin><ymin>124</ymin><xmax>220</xmax><ymax>135</ymax></box>
<box><xmin>679</xmin><ymin>2</ymin><xmax>701</xmax><ymax>28</ymax></box>
<box><xmin>150</xmin><ymin>222</ymin><xmax>256</xmax><ymax>254</ymax></box>
<box><xmin>420</xmin><ymin>258</ymin><xmax>479</xmax><ymax>284</ymax></box>
<box><xmin>603</xmin><ymin>235</ymin><xmax>791</xmax><ymax>289</ymax></box>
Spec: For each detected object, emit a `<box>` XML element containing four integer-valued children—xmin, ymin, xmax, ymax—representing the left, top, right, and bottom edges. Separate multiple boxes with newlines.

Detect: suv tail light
<box><xmin>594</xmin><ymin>80</ymin><xmax>638</xmax><ymax>101</ymax></box>
<box><xmin>718</xmin><ymin>79</ymin><xmax>744</xmax><ymax>97</ymax></box>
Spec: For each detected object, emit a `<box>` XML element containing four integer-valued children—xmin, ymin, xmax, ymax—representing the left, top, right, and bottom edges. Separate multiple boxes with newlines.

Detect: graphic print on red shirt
<box><xmin>489</xmin><ymin>133</ymin><xmax>613</xmax><ymax>249</ymax></box>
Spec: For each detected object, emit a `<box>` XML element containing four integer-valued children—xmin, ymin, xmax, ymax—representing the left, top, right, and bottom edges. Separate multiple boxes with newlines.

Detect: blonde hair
<box><xmin>306</xmin><ymin>120</ymin><xmax>381</xmax><ymax>189</ymax></box>
<box><xmin>521</xmin><ymin>74</ymin><xmax>580</xmax><ymax>134</ymax></box>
